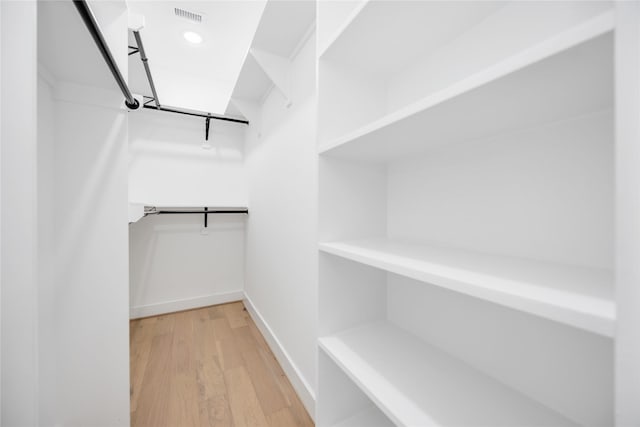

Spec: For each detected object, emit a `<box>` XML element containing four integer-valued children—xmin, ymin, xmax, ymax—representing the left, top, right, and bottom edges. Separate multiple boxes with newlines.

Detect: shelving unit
<box><xmin>319</xmin><ymin>14</ymin><xmax>613</xmax><ymax>160</ymax></box>
<box><xmin>317</xmin><ymin>1</ymin><xmax>619</xmax><ymax>426</ymax></box>
<box><xmin>320</xmin><ymin>322</ymin><xmax>574</xmax><ymax>426</ymax></box>
<box><xmin>320</xmin><ymin>239</ymin><xmax>614</xmax><ymax>337</ymax></box>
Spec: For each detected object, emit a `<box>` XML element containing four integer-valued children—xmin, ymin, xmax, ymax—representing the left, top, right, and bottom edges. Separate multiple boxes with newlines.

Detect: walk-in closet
<box><xmin>1</xmin><ymin>1</ymin><xmax>639</xmax><ymax>426</ymax></box>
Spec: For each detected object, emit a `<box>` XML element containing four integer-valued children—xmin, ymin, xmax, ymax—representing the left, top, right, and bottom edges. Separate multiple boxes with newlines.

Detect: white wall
<box><xmin>129</xmin><ymin>213</ymin><xmax>245</xmax><ymax>318</ymax></box>
<box><xmin>51</xmin><ymin>82</ymin><xmax>131</xmax><ymax>427</ymax></box>
<box><xmin>128</xmin><ymin>110</ymin><xmax>248</xmax><ymax>206</ymax></box>
<box><xmin>387</xmin><ymin>110</ymin><xmax>614</xmax><ymax>269</ymax></box>
<box><xmin>37</xmin><ymin>70</ymin><xmax>56</xmax><ymax>426</ymax></box>
<box><xmin>1</xmin><ymin>2</ymin><xmax>39</xmax><ymax>424</ymax></box>
<box><xmin>244</xmin><ymin>31</ymin><xmax>317</xmax><ymax>415</ymax></box>
<box><xmin>35</xmin><ymin>1</ymin><xmax>132</xmax><ymax>425</ymax></box>
<box><xmin>128</xmin><ymin>110</ymin><xmax>247</xmax><ymax>318</ymax></box>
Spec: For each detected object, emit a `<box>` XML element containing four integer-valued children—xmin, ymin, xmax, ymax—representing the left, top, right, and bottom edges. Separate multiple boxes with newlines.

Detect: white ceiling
<box><xmin>127</xmin><ymin>0</ymin><xmax>267</xmax><ymax>114</ymax></box>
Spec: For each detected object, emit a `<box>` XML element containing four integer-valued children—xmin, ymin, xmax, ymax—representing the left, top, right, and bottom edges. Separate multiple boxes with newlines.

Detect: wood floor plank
<box><xmin>243</xmin><ymin>348</ymin><xmax>289</xmax><ymax>416</ymax></box>
<box><xmin>224</xmin><ymin>302</ymin><xmax>249</xmax><ymax>328</ymax></box>
<box><xmin>167</xmin><ymin>373</ymin><xmax>200</xmax><ymax>427</ymax></box>
<box><xmin>199</xmin><ymin>395</ymin><xmax>233</xmax><ymax>427</ymax></box>
<box><xmin>232</xmin><ymin>325</ymin><xmax>258</xmax><ymax>353</ymax></box>
<box><xmin>216</xmin><ymin>338</ymin><xmax>244</xmax><ymax>372</ymax></box>
<box><xmin>224</xmin><ymin>366</ymin><xmax>270</xmax><ymax>427</ymax></box>
<box><xmin>130</xmin><ymin>318</ymin><xmax>156</xmax><ymax>413</ymax></box>
<box><xmin>132</xmin><ymin>333</ymin><xmax>173</xmax><ymax>427</ymax></box>
<box><xmin>153</xmin><ymin>314</ymin><xmax>176</xmax><ymax>336</ymax></box>
<box><xmin>212</xmin><ymin>317</ymin><xmax>234</xmax><ymax>342</ymax></box>
<box><xmin>171</xmin><ymin>311</ymin><xmax>195</xmax><ymax>375</ymax></box>
<box><xmin>267</xmin><ymin>408</ymin><xmax>299</xmax><ymax>427</ymax></box>
<box><xmin>194</xmin><ymin>319</ymin><xmax>217</xmax><ymax>359</ymax></box>
<box><xmin>247</xmin><ymin>319</ymin><xmax>272</xmax><ymax>353</ymax></box>
<box><xmin>131</xmin><ymin>302</ymin><xmax>313</xmax><ymax>427</ymax></box>
<box><xmin>208</xmin><ymin>304</ymin><xmax>227</xmax><ymax>320</ymax></box>
<box><xmin>196</xmin><ymin>357</ymin><xmax>225</xmax><ymax>401</ymax></box>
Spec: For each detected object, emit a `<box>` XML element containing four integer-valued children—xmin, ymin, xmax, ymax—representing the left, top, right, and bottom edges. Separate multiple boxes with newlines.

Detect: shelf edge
<box><xmin>318</xmin><ymin>10</ymin><xmax>615</xmax><ymax>155</ymax></box>
<box><xmin>319</xmin><ymin>241</ymin><xmax>615</xmax><ymax>337</ymax></box>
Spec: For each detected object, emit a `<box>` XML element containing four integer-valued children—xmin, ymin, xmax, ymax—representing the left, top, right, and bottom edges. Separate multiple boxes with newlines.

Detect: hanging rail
<box><xmin>144</xmin><ymin>206</ymin><xmax>249</xmax><ymax>229</ymax></box>
<box><xmin>73</xmin><ymin>0</ymin><xmax>140</xmax><ymax>109</ymax></box>
<box><xmin>149</xmin><ymin>209</ymin><xmax>249</xmax><ymax>215</ymax></box>
<box><xmin>133</xmin><ymin>31</ymin><xmax>161</xmax><ymax>108</ymax></box>
<box><xmin>142</xmin><ymin>99</ymin><xmax>250</xmax><ymax>125</ymax></box>
<box><xmin>131</xmin><ymin>31</ymin><xmax>249</xmax><ymax>125</ymax></box>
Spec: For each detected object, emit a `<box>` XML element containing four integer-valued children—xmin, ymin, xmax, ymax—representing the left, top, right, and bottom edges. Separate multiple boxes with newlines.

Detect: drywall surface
<box><xmin>129</xmin><ymin>214</ymin><xmax>245</xmax><ymax>318</ymax></box>
<box><xmin>128</xmin><ymin>110</ymin><xmax>248</xmax><ymax>207</ymax></box>
<box><xmin>128</xmin><ymin>110</ymin><xmax>247</xmax><ymax>317</ymax></box>
<box><xmin>244</xmin><ymin>32</ymin><xmax>318</xmax><ymax>414</ymax></box>
<box><xmin>52</xmin><ymin>83</ymin><xmax>131</xmax><ymax>426</ymax></box>
<box><xmin>34</xmin><ymin>1</ymin><xmax>132</xmax><ymax>424</ymax></box>
<box><xmin>37</xmin><ymin>72</ymin><xmax>56</xmax><ymax>426</ymax></box>
<box><xmin>387</xmin><ymin>110</ymin><xmax>614</xmax><ymax>270</ymax></box>
<box><xmin>1</xmin><ymin>2</ymin><xmax>39</xmax><ymax>424</ymax></box>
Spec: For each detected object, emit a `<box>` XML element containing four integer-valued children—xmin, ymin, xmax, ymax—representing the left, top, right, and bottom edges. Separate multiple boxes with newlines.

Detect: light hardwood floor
<box><xmin>130</xmin><ymin>302</ymin><xmax>314</xmax><ymax>427</ymax></box>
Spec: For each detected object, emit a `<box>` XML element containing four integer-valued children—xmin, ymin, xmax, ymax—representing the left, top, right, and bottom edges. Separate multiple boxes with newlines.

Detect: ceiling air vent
<box><xmin>174</xmin><ymin>8</ymin><xmax>202</xmax><ymax>24</ymax></box>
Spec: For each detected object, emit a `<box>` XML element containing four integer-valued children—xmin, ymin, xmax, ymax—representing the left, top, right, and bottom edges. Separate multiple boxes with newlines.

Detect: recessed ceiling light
<box><xmin>183</xmin><ymin>31</ymin><xmax>202</xmax><ymax>44</ymax></box>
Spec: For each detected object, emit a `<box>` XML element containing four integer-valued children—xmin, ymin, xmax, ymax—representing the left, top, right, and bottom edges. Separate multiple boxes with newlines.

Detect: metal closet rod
<box><xmin>73</xmin><ymin>0</ymin><xmax>140</xmax><ymax>110</ymax></box>
<box><xmin>132</xmin><ymin>31</ymin><xmax>249</xmax><ymax>125</ymax></box>
<box><xmin>142</xmin><ymin>98</ymin><xmax>250</xmax><ymax>125</ymax></box>
<box><xmin>146</xmin><ymin>207</ymin><xmax>249</xmax><ymax>229</ymax></box>
<box><xmin>154</xmin><ymin>209</ymin><xmax>248</xmax><ymax>214</ymax></box>
<box><xmin>133</xmin><ymin>30</ymin><xmax>160</xmax><ymax>108</ymax></box>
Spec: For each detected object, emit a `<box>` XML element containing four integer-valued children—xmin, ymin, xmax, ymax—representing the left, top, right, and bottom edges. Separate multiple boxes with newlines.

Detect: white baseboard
<box><xmin>130</xmin><ymin>290</ymin><xmax>243</xmax><ymax>319</ymax></box>
<box><xmin>243</xmin><ymin>293</ymin><xmax>316</xmax><ymax>420</ymax></box>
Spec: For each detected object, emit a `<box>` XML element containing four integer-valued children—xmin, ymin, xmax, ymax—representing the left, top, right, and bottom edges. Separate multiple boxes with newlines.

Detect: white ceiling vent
<box><xmin>174</xmin><ymin>8</ymin><xmax>203</xmax><ymax>24</ymax></box>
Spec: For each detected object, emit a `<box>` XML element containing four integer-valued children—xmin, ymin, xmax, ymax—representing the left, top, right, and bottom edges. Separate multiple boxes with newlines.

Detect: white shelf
<box><xmin>320</xmin><ymin>239</ymin><xmax>614</xmax><ymax>337</ymax></box>
<box><xmin>320</xmin><ymin>322</ymin><xmax>576</xmax><ymax>427</ymax></box>
<box><xmin>318</xmin><ymin>12</ymin><xmax>614</xmax><ymax>162</ymax></box>
<box><xmin>331</xmin><ymin>406</ymin><xmax>393</xmax><ymax>427</ymax></box>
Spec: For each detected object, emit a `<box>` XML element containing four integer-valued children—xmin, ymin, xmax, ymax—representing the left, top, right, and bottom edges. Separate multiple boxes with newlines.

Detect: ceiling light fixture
<box><xmin>183</xmin><ymin>31</ymin><xmax>202</xmax><ymax>44</ymax></box>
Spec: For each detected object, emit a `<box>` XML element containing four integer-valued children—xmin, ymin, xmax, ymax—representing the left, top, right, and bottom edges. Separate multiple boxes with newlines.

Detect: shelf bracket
<box><xmin>250</xmin><ymin>48</ymin><xmax>292</xmax><ymax>108</ymax></box>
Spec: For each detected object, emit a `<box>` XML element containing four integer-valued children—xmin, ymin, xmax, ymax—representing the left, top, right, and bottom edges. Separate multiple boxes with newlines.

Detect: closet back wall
<box><xmin>128</xmin><ymin>111</ymin><xmax>247</xmax><ymax>318</ymax></box>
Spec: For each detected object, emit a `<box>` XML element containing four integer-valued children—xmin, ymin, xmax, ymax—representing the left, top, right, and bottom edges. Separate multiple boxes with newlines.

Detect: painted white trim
<box><xmin>243</xmin><ymin>293</ymin><xmax>316</xmax><ymax>419</ymax></box>
<box><xmin>129</xmin><ymin>290</ymin><xmax>243</xmax><ymax>319</ymax></box>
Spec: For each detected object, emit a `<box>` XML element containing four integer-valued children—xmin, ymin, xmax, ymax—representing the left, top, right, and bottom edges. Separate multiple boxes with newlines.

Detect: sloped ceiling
<box><xmin>127</xmin><ymin>0</ymin><xmax>267</xmax><ymax>114</ymax></box>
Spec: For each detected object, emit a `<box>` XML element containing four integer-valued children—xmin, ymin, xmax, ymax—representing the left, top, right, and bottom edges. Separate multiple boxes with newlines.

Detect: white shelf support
<box><xmin>250</xmin><ymin>48</ymin><xmax>293</xmax><ymax>108</ymax></box>
<box><xmin>615</xmin><ymin>1</ymin><xmax>640</xmax><ymax>425</ymax></box>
